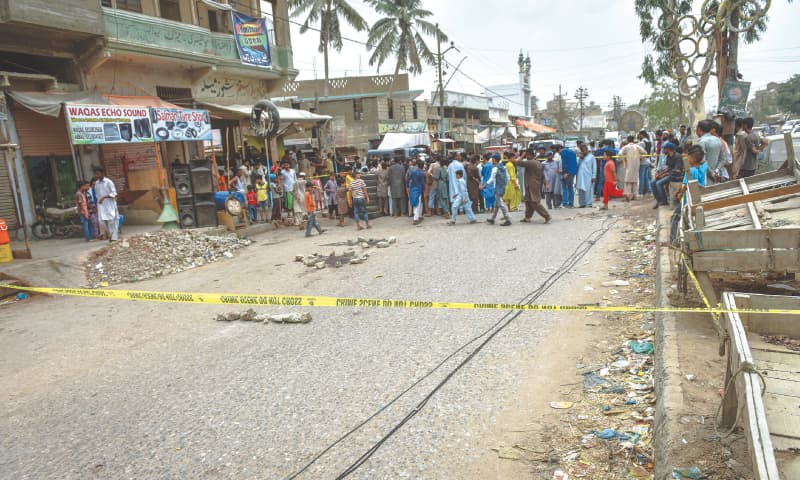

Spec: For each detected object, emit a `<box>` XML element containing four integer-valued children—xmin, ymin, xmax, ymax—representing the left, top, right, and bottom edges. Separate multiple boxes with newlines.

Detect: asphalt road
<box><xmin>0</xmin><ymin>207</ymin><xmax>617</xmax><ymax>479</ymax></box>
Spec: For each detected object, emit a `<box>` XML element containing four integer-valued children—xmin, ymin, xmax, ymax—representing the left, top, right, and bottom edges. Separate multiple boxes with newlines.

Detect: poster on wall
<box><xmin>65</xmin><ymin>104</ymin><xmax>154</xmax><ymax>144</ymax></box>
<box><xmin>151</xmin><ymin>108</ymin><xmax>212</xmax><ymax>142</ymax></box>
<box><xmin>231</xmin><ymin>11</ymin><xmax>272</xmax><ymax>68</ymax></box>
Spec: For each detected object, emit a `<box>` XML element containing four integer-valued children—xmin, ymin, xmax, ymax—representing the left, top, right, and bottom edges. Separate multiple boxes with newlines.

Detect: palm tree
<box><xmin>289</xmin><ymin>0</ymin><xmax>368</xmax><ymax>92</ymax></box>
<box><xmin>366</xmin><ymin>0</ymin><xmax>446</xmax><ymax>80</ymax></box>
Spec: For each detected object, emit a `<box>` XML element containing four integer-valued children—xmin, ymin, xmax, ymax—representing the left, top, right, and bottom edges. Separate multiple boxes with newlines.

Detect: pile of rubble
<box><xmin>86</xmin><ymin>231</ymin><xmax>251</xmax><ymax>287</ymax></box>
<box><xmin>296</xmin><ymin>236</ymin><xmax>396</xmax><ymax>269</ymax></box>
<box><xmin>215</xmin><ymin>309</ymin><xmax>311</xmax><ymax>324</ymax></box>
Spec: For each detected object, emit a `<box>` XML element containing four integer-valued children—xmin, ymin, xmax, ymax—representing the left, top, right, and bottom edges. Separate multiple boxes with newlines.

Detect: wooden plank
<box><xmin>699</xmin><ymin>169</ymin><xmax>794</xmax><ymax>200</ymax></box>
<box><xmin>724</xmin><ymin>292</ymin><xmax>782</xmax><ymax>480</ymax></box>
<box><xmin>692</xmin><ymin>184</ymin><xmax>800</xmax><ymax>214</ymax></box>
<box><xmin>685</xmin><ymin>228</ymin><xmax>800</xmax><ymax>251</ymax></box>
<box><xmin>692</xmin><ymin>250</ymin><xmax>800</xmax><ymax>272</ymax></box>
<box><xmin>741</xmin><ymin>179</ymin><xmax>764</xmax><ymax>230</ymax></box>
<box><xmin>764</xmin><ymin>393</ymin><xmax>800</xmax><ymax>438</ymax></box>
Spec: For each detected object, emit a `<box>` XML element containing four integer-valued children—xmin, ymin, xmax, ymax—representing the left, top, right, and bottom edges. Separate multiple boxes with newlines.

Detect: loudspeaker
<box><xmin>173</xmin><ymin>164</ymin><xmax>193</xmax><ymax>199</ymax></box>
<box><xmin>177</xmin><ymin>199</ymin><xmax>196</xmax><ymax>229</ymax></box>
<box><xmin>190</xmin><ymin>159</ymin><xmax>214</xmax><ymax>195</ymax></box>
<box><xmin>194</xmin><ymin>194</ymin><xmax>218</xmax><ymax>228</ymax></box>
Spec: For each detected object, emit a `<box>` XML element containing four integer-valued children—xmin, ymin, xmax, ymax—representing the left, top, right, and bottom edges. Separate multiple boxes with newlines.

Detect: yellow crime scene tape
<box><xmin>2</xmin><ymin>284</ymin><xmax>799</xmax><ymax>316</ymax></box>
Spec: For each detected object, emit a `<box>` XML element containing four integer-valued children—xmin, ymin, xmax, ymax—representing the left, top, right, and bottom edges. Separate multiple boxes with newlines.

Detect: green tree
<box><xmin>634</xmin><ymin>1</ymin><xmax>790</xmax><ymax>128</ymax></box>
<box><xmin>365</xmin><ymin>0</ymin><xmax>445</xmax><ymax>79</ymax></box>
<box><xmin>289</xmin><ymin>0</ymin><xmax>368</xmax><ymax>92</ymax></box>
<box><xmin>638</xmin><ymin>82</ymin><xmax>681</xmax><ymax>128</ymax></box>
<box><xmin>776</xmin><ymin>74</ymin><xmax>800</xmax><ymax>115</ymax></box>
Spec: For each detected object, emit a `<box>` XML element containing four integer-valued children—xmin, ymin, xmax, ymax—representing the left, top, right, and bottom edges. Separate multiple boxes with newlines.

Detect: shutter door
<box><xmin>100</xmin><ymin>143</ymin><xmax>158</xmax><ymax>192</ymax></box>
<box><xmin>0</xmin><ymin>151</ymin><xmax>19</xmax><ymax>227</ymax></box>
<box><xmin>12</xmin><ymin>105</ymin><xmax>72</xmax><ymax>157</ymax></box>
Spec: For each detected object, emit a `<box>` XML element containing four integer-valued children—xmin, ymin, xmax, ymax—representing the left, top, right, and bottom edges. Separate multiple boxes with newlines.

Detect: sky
<box><xmin>280</xmin><ymin>0</ymin><xmax>799</xmax><ymax>113</ymax></box>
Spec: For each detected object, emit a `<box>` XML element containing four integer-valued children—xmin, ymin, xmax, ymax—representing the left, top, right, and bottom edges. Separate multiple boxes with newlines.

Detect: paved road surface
<box><xmin>0</xmin><ymin>208</ymin><xmax>616</xmax><ymax>479</ymax></box>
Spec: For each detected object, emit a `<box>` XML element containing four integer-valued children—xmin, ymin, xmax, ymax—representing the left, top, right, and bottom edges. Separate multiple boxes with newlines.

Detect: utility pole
<box><xmin>612</xmin><ymin>95</ymin><xmax>625</xmax><ymax>132</ymax></box>
<box><xmin>435</xmin><ymin>24</ymin><xmax>458</xmax><ymax>157</ymax></box>
<box><xmin>557</xmin><ymin>84</ymin><xmax>564</xmax><ymax>134</ymax></box>
<box><xmin>436</xmin><ymin>22</ymin><xmax>445</xmax><ymax>156</ymax></box>
<box><xmin>574</xmin><ymin>86</ymin><xmax>588</xmax><ymax>136</ymax></box>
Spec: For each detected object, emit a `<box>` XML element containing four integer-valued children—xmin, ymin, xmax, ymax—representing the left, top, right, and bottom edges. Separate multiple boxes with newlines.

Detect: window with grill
<box><xmin>387</xmin><ymin>99</ymin><xmax>394</xmax><ymax>120</ymax></box>
<box><xmin>117</xmin><ymin>0</ymin><xmax>142</xmax><ymax>13</ymax></box>
<box><xmin>353</xmin><ymin>98</ymin><xmax>364</xmax><ymax>121</ymax></box>
<box><xmin>159</xmin><ymin>0</ymin><xmax>181</xmax><ymax>21</ymax></box>
<box><xmin>156</xmin><ymin>86</ymin><xmax>193</xmax><ymax>104</ymax></box>
<box><xmin>412</xmin><ymin>102</ymin><xmax>418</xmax><ymax>119</ymax></box>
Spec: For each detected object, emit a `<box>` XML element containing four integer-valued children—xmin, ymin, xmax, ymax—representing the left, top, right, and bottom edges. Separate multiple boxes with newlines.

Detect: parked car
<box><xmin>757</xmin><ymin>133</ymin><xmax>800</xmax><ymax>173</ymax></box>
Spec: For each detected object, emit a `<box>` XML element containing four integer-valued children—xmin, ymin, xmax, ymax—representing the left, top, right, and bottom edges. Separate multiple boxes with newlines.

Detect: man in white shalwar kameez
<box><xmin>94</xmin><ymin>167</ymin><xmax>119</xmax><ymax>242</ymax></box>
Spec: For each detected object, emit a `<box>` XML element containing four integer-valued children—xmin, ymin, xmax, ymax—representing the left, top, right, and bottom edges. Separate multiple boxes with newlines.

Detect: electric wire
<box><xmin>282</xmin><ymin>217</ymin><xmax>616</xmax><ymax>479</ymax></box>
<box><xmin>334</xmin><ymin>217</ymin><xmax>616</xmax><ymax>479</ymax></box>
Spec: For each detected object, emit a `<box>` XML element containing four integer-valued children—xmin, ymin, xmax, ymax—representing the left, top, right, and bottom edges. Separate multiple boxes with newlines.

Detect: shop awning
<box><xmin>378</xmin><ymin>132</ymin><xmax>431</xmax><ymax>150</ymax></box>
<box><xmin>514</xmin><ymin>118</ymin><xmax>556</xmax><ymax>134</ymax></box>
<box><xmin>7</xmin><ymin>90</ymin><xmax>109</xmax><ymax>117</ymax></box>
<box><xmin>105</xmin><ymin>95</ymin><xmax>181</xmax><ymax>109</ymax></box>
<box><xmin>198</xmin><ymin>102</ymin><xmax>332</xmax><ymax>126</ymax></box>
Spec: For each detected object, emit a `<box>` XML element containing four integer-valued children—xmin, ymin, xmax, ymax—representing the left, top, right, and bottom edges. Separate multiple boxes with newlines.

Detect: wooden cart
<box><xmin>720</xmin><ymin>292</ymin><xmax>800</xmax><ymax>479</ymax></box>
<box><xmin>680</xmin><ymin>134</ymin><xmax>800</xmax><ymax>306</ymax></box>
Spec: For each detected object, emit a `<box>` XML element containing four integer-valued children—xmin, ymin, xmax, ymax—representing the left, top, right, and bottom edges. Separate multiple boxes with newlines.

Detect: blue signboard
<box><xmin>231</xmin><ymin>11</ymin><xmax>271</xmax><ymax>68</ymax></box>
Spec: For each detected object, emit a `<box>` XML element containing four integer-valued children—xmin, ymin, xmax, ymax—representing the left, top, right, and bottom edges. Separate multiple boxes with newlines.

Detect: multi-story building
<box><xmin>275</xmin><ymin>73</ymin><xmax>427</xmax><ymax>156</ymax></box>
<box><xmin>0</xmin><ymin>0</ymin><xmax>295</xmax><ymax>230</ymax></box>
<box><xmin>430</xmin><ymin>90</ymin><xmax>512</xmax><ymax>149</ymax></box>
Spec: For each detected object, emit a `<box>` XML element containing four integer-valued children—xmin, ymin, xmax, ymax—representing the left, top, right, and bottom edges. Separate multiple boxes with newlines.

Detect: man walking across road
<box><xmin>517</xmin><ymin>149</ymin><xmax>552</xmax><ymax>223</ymax></box>
<box><xmin>304</xmin><ymin>183</ymin><xmax>326</xmax><ymax>237</ymax></box>
<box><xmin>94</xmin><ymin>167</ymin><xmax>119</xmax><ymax>242</ymax></box>
<box><xmin>482</xmin><ymin>154</ymin><xmax>512</xmax><ymax>226</ymax></box>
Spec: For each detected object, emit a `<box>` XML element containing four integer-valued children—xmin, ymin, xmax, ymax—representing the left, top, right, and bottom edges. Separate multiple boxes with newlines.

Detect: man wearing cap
<box><xmin>650</xmin><ymin>142</ymin><xmax>684</xmax><ymax>207</ymax></box>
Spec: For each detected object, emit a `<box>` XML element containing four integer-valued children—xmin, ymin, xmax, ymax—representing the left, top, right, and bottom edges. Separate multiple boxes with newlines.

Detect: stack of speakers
<box><xmin>172</xmin><ymin>159</ymin><xmax>218</xmax><ymax>229</ymax></box>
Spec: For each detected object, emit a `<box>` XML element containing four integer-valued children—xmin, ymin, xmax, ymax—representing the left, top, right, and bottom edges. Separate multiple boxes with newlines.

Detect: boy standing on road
<box><xmin>304</xmin><ymin>183</ymin><xmax>325</xmax><ymax>237</ymax></box>
<box><xmin>349</xmin><ymin>170</ymin><xmax>371</xmax><ymax>231</ymax></box>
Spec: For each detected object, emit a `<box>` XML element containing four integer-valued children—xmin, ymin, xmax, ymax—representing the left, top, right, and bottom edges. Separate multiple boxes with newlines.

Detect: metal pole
<box><xmin>3</xmin><ymin>144</ymin><xmax>31</xmax><ymax>257</ymax></box>
<box><xmin>436</xmin><ymin>23</ymin><xmax>446</xmax><ymax>158</ymax></box>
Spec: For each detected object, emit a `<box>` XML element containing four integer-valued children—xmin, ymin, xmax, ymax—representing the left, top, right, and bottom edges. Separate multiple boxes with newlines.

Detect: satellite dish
<box><xmin>620</xmin><ymin>111</ymin><xmax>645</xmax><ymax>133</ymax></box>
<box><xmin>251</xmin><ymin>100</ymin><xmax>280</xmax><ymax>137</ymax></box>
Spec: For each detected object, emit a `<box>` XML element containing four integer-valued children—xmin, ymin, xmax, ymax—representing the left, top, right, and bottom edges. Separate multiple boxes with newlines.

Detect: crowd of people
<box><xmin>192</xmin><ymin>117</ymin><xmax>770</xmax><ymax>240</ymax></box>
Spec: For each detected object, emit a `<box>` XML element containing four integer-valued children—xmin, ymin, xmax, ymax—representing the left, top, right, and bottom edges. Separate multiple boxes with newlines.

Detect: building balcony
<box><xmin>1</xmin><ymin>0</ymin><xmax>104</xmax><ymax>36</ymax></box>
<box><xmin>102</xmin><ymin>7</ymin><xmax>295</xmax><ymax>80</ymax></box>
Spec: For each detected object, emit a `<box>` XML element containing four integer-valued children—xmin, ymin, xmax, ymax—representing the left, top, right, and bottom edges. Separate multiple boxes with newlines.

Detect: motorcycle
<box><xmin>31</xmin><ymin>194</ymin><xmax>82</xmax><ymax>240</ymax></box>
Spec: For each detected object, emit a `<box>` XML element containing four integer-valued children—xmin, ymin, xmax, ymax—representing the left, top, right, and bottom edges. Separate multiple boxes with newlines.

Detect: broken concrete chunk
<box><xmin>225</xmin><ymin>311</ymin><xmax>241</xmax><ymax>321</ymax></box>
<box><xmin>376</xmin><ymin>241</ymin><xmax>390</xmax><ymax>248</ymax></box>
<box><xmin>241</xmin><ymin>308</ymin><xmax>257</xmax><ymax>321</ymax></box>
<box><xmin>295</xmin><ymin>254</ymin><xmax>305</xmax><ymax>262</ymax></box>
<box><xmin>388</xmin><ymin>236</ymin><xmax>397</xmax><ymax>244</ymax></box>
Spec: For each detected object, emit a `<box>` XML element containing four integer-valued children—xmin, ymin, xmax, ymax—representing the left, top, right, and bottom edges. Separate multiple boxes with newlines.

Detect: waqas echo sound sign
<box><xmin>65</xmin><ymin>105</ymin><xmax>212</xmax><ymax>144</ymax></box>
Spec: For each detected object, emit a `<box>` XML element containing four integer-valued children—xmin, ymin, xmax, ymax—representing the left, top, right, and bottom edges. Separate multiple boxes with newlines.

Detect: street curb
<box><xmin>654</xmin><ymin>209</ymin><xmax>685</xmax><ymax>480</ymax></box>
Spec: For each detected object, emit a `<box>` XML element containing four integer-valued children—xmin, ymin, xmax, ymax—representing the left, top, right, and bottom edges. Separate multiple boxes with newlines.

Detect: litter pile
<box><xmin>215</xmin><ymin>309</ymin><xmax>311</xmax><ymax>324</ymax></box>
<box><xmin>523</xmin><ymin>218</ymin><xmax>659</xmax><ymax>479</ymax></box>
<box><xmin>86</xmin><ymin>231</ymin><xmax>252</xmax><ymax>286</ymax></box>
<box><xmin>296</xmin><ymin>236</ymin><xmax>396</xmax><ymax>269</ymax></box>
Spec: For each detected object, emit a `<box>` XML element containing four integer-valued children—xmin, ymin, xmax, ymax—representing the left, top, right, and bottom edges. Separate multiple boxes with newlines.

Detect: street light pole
<box><xmin>436</xmin><ymin>23</ymin><xmax>446</xmax><ymax>157</ymax></box>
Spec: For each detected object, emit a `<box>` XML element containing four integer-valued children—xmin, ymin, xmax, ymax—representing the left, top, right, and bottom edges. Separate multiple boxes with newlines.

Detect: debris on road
<box><xmin>215</xmin><ymin>309</ymin><xmax>312</xmax><ymax>324</ymax></box>
<box><xmin>295</xmin><ymin>237</ymin><xmax>397</xmax><ymax>269</ymax></box>
<box><xmin>86</xmin><ymin>231</ymin><xmax>251</xmax><ymax>287</ymax></box>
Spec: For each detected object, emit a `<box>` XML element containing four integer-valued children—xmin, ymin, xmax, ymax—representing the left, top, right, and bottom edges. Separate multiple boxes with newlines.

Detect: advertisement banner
<box><xmin>378</xmin><ymin>121</ymin><xmax>428</xmax><ymax>134</ymax></box>
<box><xmin>151</xmin><ymin>108</ymin><xmax>212</xmax><ymax>142</ymax></box>
<box><xmin>720</xmin><ymin>80</ymin><xmax>751</xmax><ymax>117</ymax></box>
<box><xmin>231</xmin><ymin>11</ymin><xmax>272</xmax><ymax>68</ymax></box>
<box><xmin>65</xmin><ymin>104</ymin><xmax>154</xmax><ymax>145</ymax></box>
